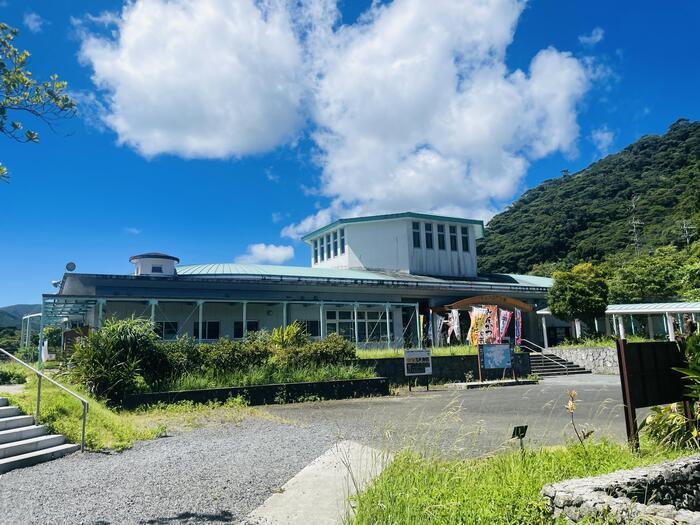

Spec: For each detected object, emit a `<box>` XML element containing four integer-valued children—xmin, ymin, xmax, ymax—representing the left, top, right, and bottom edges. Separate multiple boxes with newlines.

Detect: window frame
<box><xmin>449</xmin><ymin>225</ymin><xmax>457</xmax><ymax>251</ymax></box>
<box><xmin>437</xmin><ymin>224</ymin><xmax>446</xmax><ymax>250</ymax></box>
<box><xmin>461</xmin><ymin>226</ymin><xmax>470</xmax><ymax>252</ymax></box>
<box><xmin>333</xmin><ymin>231</ymin><xmax>338</xmax><ymax>257</ymax></box>
<box><xmin>193</xmin><ymin>320</ymin><xmax>220</xmax><ymax>340</ymax></box>
<box><xmin>412</xmin><ymin>222</ymin><xmax>421</xmax><ymax>248</ymax></box>
<box><xmin>425</xmin><ymin>223</ymin><xmax>434</xmax><ymax>250</ymax></box>
<box><xmin>339</xmin><ymin>228</ymin><xmax>346</xmax><ymax>254</ymax></box>
<box><xmin>151</xmin><ymin>265</ymin><xmax>163</xmax><ymax>274</ymax></box>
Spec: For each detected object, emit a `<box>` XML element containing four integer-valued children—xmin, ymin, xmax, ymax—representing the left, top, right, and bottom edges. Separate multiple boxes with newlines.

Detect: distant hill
<box><xmin>0</xmin><ymin>304</ymin><xmax>41</xmax><ymax>328</ymax></box>
<box><xmin>478</xmin><ymin>119</ymin><xmax>700</xmax><ymax>274</ymax></box>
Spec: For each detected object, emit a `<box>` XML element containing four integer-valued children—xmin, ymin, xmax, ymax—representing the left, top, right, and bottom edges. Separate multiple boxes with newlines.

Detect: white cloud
<box><xmin>235</xmin><ymin>243</ymin><xmax>294</xmax><ymax>264</ymax></box>
<box><xmin>579</xmin><ymin>27</ymin><xmax>604</xmax><ymax>46</ymax></box>
<box><xmin>76</xmin><ymin>0</ymin><xmax>305</xmax><ymax>158</ymax></box>
<box><xmin>590</xmin><ymin>125</ymin><xmax>614</xmax><ymax>156</ymax></box>
<box><xmin>285</xmin><ymin>0</ymin><xmax>590</xmax><ymax>238</ymax></box>
<box><xmin>124</xmin><ymin>227</ymin><xmax>142</xmax><ymax>235</ymax></box>
<box><xmin>77</xmin><ymin>0</ymin><xmax>595</xmax><ymax>239</ymax></box>
<box><xmin>23</xmin><ymin>12</ymin><xmax>46</xmax><ymax>33</ymax></box>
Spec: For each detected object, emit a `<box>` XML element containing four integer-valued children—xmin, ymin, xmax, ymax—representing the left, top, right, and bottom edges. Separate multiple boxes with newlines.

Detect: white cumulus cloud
<box><xmin>77</xmin><ymin>0</ymin><xmax>305</xmax><ymax>158</ymax></box>
<box><xmin>23</xmin><ymin>12</ymin><xmax>46</xmax><ymax>33</ymax></box>
<box><xmin>77</xmin><ymin>0</ymin><xmax>596</xmax><ymax>239</ymax></box>
<box><xmin>124</xmin><ymin>227</ymin><xmax>142</xmax><ymax>235</ymax></box>
<box><xmin>579</xmin><ymin>27</ymin><xmax>604</xmax><ymax>46</ymax></box>
<box><xmin>235</xmin><ymin>243</ymin><xmax>294</xmax><ymax>264</ymax></box>
<box><xmin>284</xmin><ymin>0</ymin><xmax>590</xmax><ymax>238</ymax></box>
<box><xmin>590</xmin><ymin>125</ymin><xmax>614</xmax><ymax>156</ymax></box>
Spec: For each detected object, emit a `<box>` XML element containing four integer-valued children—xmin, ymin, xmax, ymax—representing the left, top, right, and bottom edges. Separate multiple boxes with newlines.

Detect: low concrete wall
<box><xmin>546</xmin><ymin>346</ymin><xmax>618</xmax><ymax>375</ymax></box>
<box><xmin>124</xmin><ymin>377</ymin><xmax>390</xmax><ymax>408</ymax></box>
<box><xmin>355</xmin><ymin>354</ymin><xmax>531</xmax><ymax>383</ymax></box>
<box><xmin>542</xmin><ymin>454</ymin><xmax>700</xmax><ymax>523</ymax></box>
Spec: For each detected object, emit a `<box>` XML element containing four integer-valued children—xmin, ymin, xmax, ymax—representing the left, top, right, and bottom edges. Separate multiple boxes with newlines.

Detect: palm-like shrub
<box><xmin>70</xmin><ymin>317</ymin><xmax>159</xmax><ymax>404</ymax></box>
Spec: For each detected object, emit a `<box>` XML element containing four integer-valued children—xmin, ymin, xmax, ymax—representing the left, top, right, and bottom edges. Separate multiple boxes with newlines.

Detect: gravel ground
<box><xmin>0</xmin><ymin>418</ymin><xmax>335</xmax><ymax>525</ymax></box>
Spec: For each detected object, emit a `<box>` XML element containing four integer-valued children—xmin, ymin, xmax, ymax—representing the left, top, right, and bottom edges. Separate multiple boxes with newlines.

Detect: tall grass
<box><xmin>357</xmin><ymin>345</ymin><xmax>477</xmax><ymax>359</ymax></box>
<box><xmin>352</xmin><ymin>440</ymin><xmax>684</xmax><ymax>524</ymax></box>
<box><xmin>552</xmin><ymin>335</ymin><xmax>648</xmax><ymax>349</ymax></box>
<box><xmin>0</xmin><ymin>361</ymin><xmax>28</xmax><ymax>384</ymax></box>
<box><xmin>152</xmin><ymin>363</ymin><xmax>376</xmax><ymax>392</ymax></box>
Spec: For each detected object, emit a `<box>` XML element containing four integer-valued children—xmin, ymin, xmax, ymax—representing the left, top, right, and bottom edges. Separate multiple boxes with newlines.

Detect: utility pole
<box><xmin>629</xmin><ymin>195</ymin><xmax>644</xmax><ymax>255</ymax></box>
<box><xmin>680</xmin><ymin>219</ymin><xmax>697</xmax><ymax>246</ymax></box>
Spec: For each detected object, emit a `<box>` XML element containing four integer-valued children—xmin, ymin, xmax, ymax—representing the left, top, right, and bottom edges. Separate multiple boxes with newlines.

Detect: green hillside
<box><xmin>478</xmin><ymin>119</ymin><xmax>700</xmax><ymax>274</ymax></box>
<box><xmin>0</xmin><ymin>304</ymin><xmax>40</xmax><ymax>328</ymax></box>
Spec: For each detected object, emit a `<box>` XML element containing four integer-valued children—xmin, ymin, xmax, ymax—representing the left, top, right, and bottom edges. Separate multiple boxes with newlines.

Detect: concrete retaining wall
<box><xmin>355</xmin><ymin>354</ymin><xmax>531</xmax><ymax>383</ymax></box>
<box><xmin>546</xmin><ymin>346</ymin><xmax>618</xmax><ymax>375</ymax></box>
<box><xmin>124</xmin><ymin>377</ymin><xmax>390</xmax><ymax>408</ymax></box>
<box><xmin>542</xmin><ymin>454</ymin><xmax>700</xmax><ymax>523</ymax></box>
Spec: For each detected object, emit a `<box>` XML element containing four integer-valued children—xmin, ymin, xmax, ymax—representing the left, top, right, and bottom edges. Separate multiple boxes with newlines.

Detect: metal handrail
<box><xmin>0</xmin><ymin>347</ymin><xmax>88</xmax><ymax>451</ymax></box>
<box><xmin>519</xmin><ymin>338</ymin><xmax>569</xmax><ymax>375</ymax></box>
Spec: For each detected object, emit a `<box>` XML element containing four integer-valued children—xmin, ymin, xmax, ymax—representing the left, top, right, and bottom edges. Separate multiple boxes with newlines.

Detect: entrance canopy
<box><xmin>433</xmin><ymin>295</ymin><xmax>533</xmax><ymax>313</ymax></box>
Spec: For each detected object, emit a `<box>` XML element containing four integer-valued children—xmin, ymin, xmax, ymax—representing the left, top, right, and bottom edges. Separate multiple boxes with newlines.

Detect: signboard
<box><xmin>479</xmin><ymin>344</ymin><xmax>513</xmax><ymax>369</ymax></box>
<box><xmin>404</xmin><ymin>349</ymin><xmax>433</xmax><ymax>376</ymax></box>
<box><xmin>617</xmin><ymin>339</ymin><xmax>691</xmax><ymax>449</ymax></box>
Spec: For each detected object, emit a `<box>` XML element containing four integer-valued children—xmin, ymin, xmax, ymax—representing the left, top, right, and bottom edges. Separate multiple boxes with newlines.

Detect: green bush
<box><xmin>15</xmin><ymin>346</ymin><xmax>37</xmax><ymax>363</ymax></box>
<box><xmin>198</xmin><ymin>337</ymin><xmax>239</xmax><ymax>371</ymax></box>
<box><xmin>642</xmin><ymin>404</ymin><xmax>700</xmax><ymax>449</ymax></box>
<box><xmin>0</xmin><ymin>362</ymin><xmax>27</xmax><ymax>384</ymax></box>
<box><xmin>237</xmin><ymin>330</ymin><xmax>273</xmax><ymax>368</ymax></box>
<box><xmin>70</xmin><ymin>317</ymin><xmax>159</xmax><ymax>404</ymax></box>
<box><xmin>274</xmin><ymin>332</ymin><xmax>355</xmax><ymax>367</ymax></box>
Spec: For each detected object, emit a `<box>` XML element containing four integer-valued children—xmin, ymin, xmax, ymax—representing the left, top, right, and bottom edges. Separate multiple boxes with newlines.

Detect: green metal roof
<box><xmin>301</xmin><ymin>212</ymin><xmax>485</xmax><ymax>242</ymax></box>
<box><xmin>176</xmin><ymin>263</ymin><xmax>394</xmax><ymax>281</ymax></box>
<box><xmin>176</xmin><ymin>263</ymin><xmax>550</xmax><ymax>289</ymax></box>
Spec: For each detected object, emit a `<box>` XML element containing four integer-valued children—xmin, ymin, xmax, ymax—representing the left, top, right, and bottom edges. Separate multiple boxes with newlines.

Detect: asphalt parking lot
<box><xmin>0</xmin><ymin>375</ymin><xmax>628</xmax><ymax>524</ymax></box>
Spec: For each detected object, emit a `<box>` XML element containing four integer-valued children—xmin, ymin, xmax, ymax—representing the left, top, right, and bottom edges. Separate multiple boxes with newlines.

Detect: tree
<box><xmin>1</xmin><ymin>23</ymin><xmax>75</xmax><ymax>181</ymax></box>
<box><xmin>607</xmin><ymin>246</ymin><xmax>686</xmax><ymax>303</ymax></box>
<box><xmin>548</xmin><ymin>263</ymin><xmax>608</xmax><ymax>323</ymax></box>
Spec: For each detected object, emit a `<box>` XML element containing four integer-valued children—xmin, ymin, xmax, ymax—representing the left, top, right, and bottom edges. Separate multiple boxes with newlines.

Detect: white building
<box><xmin>36</xmin><ymin>212</ymin><xmax>552</xmax><ymax>349</ymax></box>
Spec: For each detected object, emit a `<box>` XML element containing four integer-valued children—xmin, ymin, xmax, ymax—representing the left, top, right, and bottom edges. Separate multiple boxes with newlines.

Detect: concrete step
<box><xmin>534</xmin><ymin>370</ymin><xmax>592</xmax><ymax>377</ymax></box>
<box><xmin>0</xmin><ymin>434</ymin><xmax>65</xmax><ymax>459</ymax></box>
<box><xmin>0</xmin><ymin>406</ymin><xmax>21</xmax><ymax>418</ymax></box>
<box><xmin>0</xmin><ymin>415</ymin><xmax>34</xmax><ymax>431</ymax></box>
<box><xmin>0</xmin><ymin>443</ymin><xmax>79</xmax><ymax>474</ymax></box>
<box><xmin>0</xmin><ymin>425</ymin><xmax>48</xmax><ymax>445</ymax></box>
<box><xmin>0</xmin><ymin>398</ymin><xmax>8</xmax><ymax>407</ymax></box>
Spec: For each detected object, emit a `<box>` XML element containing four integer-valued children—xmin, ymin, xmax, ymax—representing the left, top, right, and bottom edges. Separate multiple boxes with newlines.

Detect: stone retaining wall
<box><xmin>546</xmin><ymin>346</ymin><xmax>618</xmax><ymax>375</ymax></box>
<box><xmin>542</xmin><ymin>454</ymin><xmax>700</xmax><ymax>524</ymax></box>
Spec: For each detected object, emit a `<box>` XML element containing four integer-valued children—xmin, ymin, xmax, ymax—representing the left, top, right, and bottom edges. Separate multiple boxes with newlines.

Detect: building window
<box><xmin>193</xmin><ymin>321</ymin><xmax>220</xmax><ymax>340</ymax></box>
<box><xmin>326</xmin><ymin>234</ymin><xmax>332</xmax><ymax>259</ymax></box>
<box><xmin>233</xmin><ymin>320</ymin><xmax>259</xmax><ymax>338</ymax></box>
<box><xmin>412</xmin><ymin>222</ymin><xmax>421</xmax><ymax>248</ymax></box>
<box><xmin>449</xmin><ymin>225</ymin><xmax>457</xmax><ymax>251</ymax></box>
<box><xmin>299</xmin><ymin>320</ymin><xmax>320</xmax><ymax>337</ymax></box>
<box><xmin>151</xmin><ymin>265</ymin><xmax>163</xmax><ymax>273</ymax></box>
<box><xmin>155</xmin><ymin>321</ymin><xmax>178</xmax><ymax>340</ymax></box>
<box><xmin>324</xmin><ymin>309</ymin><xmax>393</xmax><ymax>343</ymax></box>
<box><xmin>340</xmin><ymin>228</ymin><xmax>346</xmax><ymax>254</ymax></box>
<box><xmin>319</xmin><ymin>237</ymin><xmax>325</xmax><ymax>261</ymax></box>
<box><xmin>313</xmin><ymin>240</ymin><xmax>318</xmax><ymax>263</ymax></box>
<box><xmin>437</xmin><ymin>224</ymin><xmax>446</xmax><ymax>250</ymax></box>
<box><xmin>461</xmin><ymin>226</ymin><xmax>470</xmax><ymax>252</ymax></box>
<box><xmin>425</xmin><ymin>223</ymin><xmax>434</xmax><ymax>249</ymax></box>
<box><xmin>333</xmin><ymin>231</ymin><xmax>338</xmax><ymax>257</ymax></box>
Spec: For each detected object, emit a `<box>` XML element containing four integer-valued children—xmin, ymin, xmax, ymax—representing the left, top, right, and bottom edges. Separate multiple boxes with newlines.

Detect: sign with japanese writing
<box><xmin>404</xmin><ymin>349</ymin><xmax>433</xmax><ymax>376</ymax></box>
<box><xmin>479</xmin><ymin>344</ymin><xmax>513</xmax><ymax>369</ymax></box>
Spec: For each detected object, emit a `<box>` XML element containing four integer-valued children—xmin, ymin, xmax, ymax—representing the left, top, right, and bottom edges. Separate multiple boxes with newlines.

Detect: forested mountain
<box><xmin>478</xmin><ymin>119</ymin><xmax>700</xmax><ymax>274</ymax></box>
<box><xmin>0</xmin><ymin>304</ymin><xmax>40</xmax><ymax>328</ymax></box>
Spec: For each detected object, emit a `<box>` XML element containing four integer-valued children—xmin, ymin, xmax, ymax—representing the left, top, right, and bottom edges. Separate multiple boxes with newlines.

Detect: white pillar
<box><xmin>242</xmin><ymin>301</ymin><xmax>248</xmax><ymax>337</ymax></box>
<box><xmin>647</xmin><ymin>314</ymin><xmax>654</xmax><ymax>340</ymax></box>
<box><xmin>149</xmin><ymin>300</ymin><xmax>157</xmax><ymax>323</ymax></box>
<box><xmin>353</xmin><ymin>303</ymin><xmax>360</xmax><ymax>347</ymax></box>
<box><xmin>415</xmin><ymin>303</ymin><xmax>422</xmax><ymax>349</ymax></box>
<box><xmin>629</xmin><ymin>315</ymin><xmax>636</xmax><ymax>335</ymax></box>
<box><xmin>385</xmin><ymin>303</ymin><xmax>391</xmax><ymax>349</ymax></box>
<box><xmin>594</xmin><ymin>317</ymin><xmax>599</xmax><ymax>333</ymax></box>
<box><xmin>618</xmin><ymin>316</ymin><xmax>626</xmax><ymax>339</ymax></box>
<box><xmin>319</xmin><ymin>302</ymin><xmax>324</xmax><ymax>339</ymax></box>
<box><xmin>612</xmin><ymin>315</ymin><xmax>619</xmax><ymax>336</ymax></box>
<box><xmin>574</xmin><ymin>319</ymin><xmax>582</xmax><ymax>339</ymax></box>
<box><xmin>97</xmin><ymin>299</ymin><xmax>105</xmax><ymax>329</ymax></box>
<box><xmin>197</xmin><ymin>300</ymin><xmax>204</xmax><ymax>342</ymax></box>
<box><xmin>667</xmin><ymin>312</ymin><xmax>675</xmax><ymax>342</ymax></box>
<box><xmin>541</xmin><ymin>316</ymin><xmax>549</xmax><ymax>349</ymax></box>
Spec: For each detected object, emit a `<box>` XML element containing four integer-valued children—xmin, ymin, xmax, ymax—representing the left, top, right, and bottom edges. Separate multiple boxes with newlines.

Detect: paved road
<box><xmin>0</xmin><ymin>375</ymin><xmax>629</xmax><ymax>524</ymax></box>
<box><xmin>263</xmin><ymin>374</ymin><xmax>628</xmax><ymax>455</ymax></box>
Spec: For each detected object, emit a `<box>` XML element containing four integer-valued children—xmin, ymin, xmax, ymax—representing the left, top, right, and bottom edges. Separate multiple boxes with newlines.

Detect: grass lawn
<box><xmin>352</xmin><ymin>440</ymin><xmax>685</xmax><ymax>525</ymax></box>
<box><xmin>2</xmin><ymin>376</ymin><xmax>262</xmax><ymax>451</ymax></box>
<box><xmin>551</xmin><ymin>335</ymin><xmax>649</xmax><ymax>349</ymax></box>
<box><xmin>357</xmin><ymin>345</ymin><xmax>477</xmax><ymax>359</ymax></box>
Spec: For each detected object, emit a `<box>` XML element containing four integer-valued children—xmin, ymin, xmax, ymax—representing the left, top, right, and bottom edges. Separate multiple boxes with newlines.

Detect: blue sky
<box><xmin>1</xmin><ymin>0</ymin><xmax>699</xmax><ymax>305</ymax></box>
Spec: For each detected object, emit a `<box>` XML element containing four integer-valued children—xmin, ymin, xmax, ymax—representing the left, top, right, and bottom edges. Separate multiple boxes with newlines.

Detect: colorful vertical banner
<box><xmin>479</xmin><ymin>305</ymin><xmax>499</xmax><ymax>344</ymax></box>
<box><xmin>468</xmin><ymin>307</ymin><xmax>487</xmax><ymax>346</ymax></box>
<box><xmin>497</xmin><ymin>309</ymin><xmax>513</xmax><ymax>344</ymax></box>
<box><xmin>451</xmin><ymin>309</ymin><xmax>461</xmax><ymax>342</ymax></box>
<box><xmin>514</xmin><ymin>308</ymin><xmax>523</xmax><ymax>344</ymax></box>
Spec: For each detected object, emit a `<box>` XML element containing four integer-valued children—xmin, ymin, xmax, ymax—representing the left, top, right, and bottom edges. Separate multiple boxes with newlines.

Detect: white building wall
<box><xmin>345</xmin><ymin>220</ymin><xmax>411</xmax><ymax>272</ymax></box>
